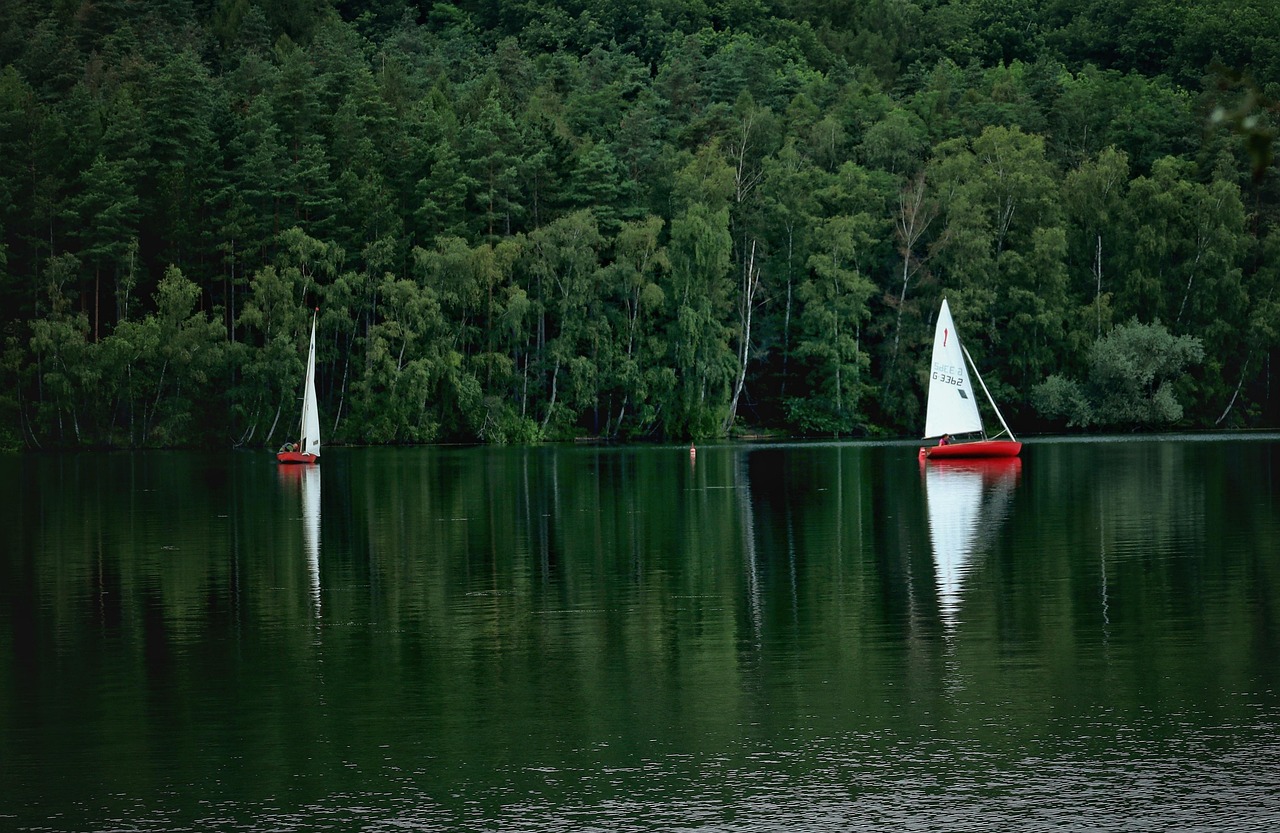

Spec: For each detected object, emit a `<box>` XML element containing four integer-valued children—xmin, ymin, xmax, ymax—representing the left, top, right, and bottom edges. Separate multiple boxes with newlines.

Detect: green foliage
<box><xmin>1</xmin><ymin>1</ymin><xmax>1278</xmax><ymax>447</ymax></box>
<box><xmin>1033</xmin><ymin>319</ymin><xmax>1205</xmax><ymax>428</ymax></box>
<box><xmin>1030</xmin><ymin>373</ymin><xmax>1091</xmax><ymax>428</ymax></box>
<box><xmin>666</xmin><ymin>175</ymin><xmax>735</xmax><ymax>438</ymax></box>
<box><xmin>790</xmin><ymin>212</ymin><xmax>877</xmax><ymax>434</ymax></box>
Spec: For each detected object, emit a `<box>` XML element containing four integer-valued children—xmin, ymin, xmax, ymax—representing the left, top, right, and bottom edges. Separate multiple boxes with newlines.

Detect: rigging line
<box><xmin>960</xmin><ymin>342</ymin><xmax>1017</xmax><ymax>442</ymax></box>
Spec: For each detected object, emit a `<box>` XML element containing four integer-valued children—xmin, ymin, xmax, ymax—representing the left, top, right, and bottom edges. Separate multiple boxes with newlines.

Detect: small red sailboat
<box><xmin>277</xmin><ymin>311</ymin><xmax>321</xmax><ymax>465</ymax></box>
<box><xmin>919</xmin><ymin>299</ymin><xmax>1021</xmax><ymax>461</ymax></box>
<box><xmin>922</xmin><ymin>439</ymin><xmax>1021</xmax><ymax>459</ymax></box>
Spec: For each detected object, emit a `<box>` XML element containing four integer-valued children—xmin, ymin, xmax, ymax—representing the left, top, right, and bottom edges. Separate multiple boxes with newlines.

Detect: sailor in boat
<box><xmin>938</xmin><ymin>434</ymin><xmax>951</xmax><ymax>447</ymax></box>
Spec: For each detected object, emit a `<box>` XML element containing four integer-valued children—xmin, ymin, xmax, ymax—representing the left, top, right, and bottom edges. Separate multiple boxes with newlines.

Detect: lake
<box><xmin>2</xmin><ymin>438</ymin><xmax>1279</xmax><ymax>831</ymax></box>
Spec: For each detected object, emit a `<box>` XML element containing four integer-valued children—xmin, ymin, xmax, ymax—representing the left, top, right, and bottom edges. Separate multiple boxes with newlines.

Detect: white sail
<box><xmin>299</xmin><ymin>314</ymin><xmax>320</xmax><ymax>457</ymax></box>
<box><xmin>923</xmin><ymin>298</ymin><xmax>984</xmax><ymax>439</ymax></box>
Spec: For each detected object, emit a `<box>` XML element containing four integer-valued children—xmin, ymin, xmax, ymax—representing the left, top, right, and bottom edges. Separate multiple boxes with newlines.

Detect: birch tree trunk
<box><xmin>888</xmin><ymin>175</ymin><xmax>937</xmax><ymax>377</ymax></box>
<box><xmin>724</xmin><ymin>240</ymin><xmax>761</xmax><ymax>434</ymax></box>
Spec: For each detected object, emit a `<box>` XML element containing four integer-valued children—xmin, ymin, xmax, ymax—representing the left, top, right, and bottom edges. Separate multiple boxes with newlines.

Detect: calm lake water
<box><xmin>2</xmin><ymin>438</ymin><xmax>1279</xmax><ymax>832</ymax></box>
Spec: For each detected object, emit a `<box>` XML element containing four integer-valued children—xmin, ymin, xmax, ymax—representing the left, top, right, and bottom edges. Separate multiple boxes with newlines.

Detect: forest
<box><xmin>0</xmin><ymin>0</ymin><xmax>1277</xmax><ymax>449</ymax></box>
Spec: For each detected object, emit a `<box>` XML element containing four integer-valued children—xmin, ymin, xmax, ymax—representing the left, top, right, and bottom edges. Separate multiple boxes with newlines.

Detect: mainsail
<box><xmin>923</xmin><ymin>298</ymin><xmax>983</xmax><ymax>439</ymax></box>
<box><xmin>299</xmin><ymin>313</ymin><xmax>320</xmax><ymax>458</ymax></box>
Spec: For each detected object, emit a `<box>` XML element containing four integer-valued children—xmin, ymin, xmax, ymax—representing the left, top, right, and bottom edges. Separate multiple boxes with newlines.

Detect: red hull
<box><xmin>919</xmin><ymin>440</ymin><xmax>1021</xmax><ymax>460</ymax></box>
<box><xmin>276</xmin><ymin>451</ymin><xmax>319</xmax><ymax>464</ymax></box>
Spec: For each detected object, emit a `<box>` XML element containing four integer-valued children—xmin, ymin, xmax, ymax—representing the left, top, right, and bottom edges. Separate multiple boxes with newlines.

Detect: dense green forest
<box><xmin>1</xmin><ymin>0</ymin><xmax>1277</xmax><ymax>449</ymax></box>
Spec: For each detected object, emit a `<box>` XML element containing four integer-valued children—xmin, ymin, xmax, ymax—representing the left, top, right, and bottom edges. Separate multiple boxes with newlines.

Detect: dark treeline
<box><xmin>1</xmin><ymin>0</ymin><xmax>1277</xmax><ymax>449</ymax></box>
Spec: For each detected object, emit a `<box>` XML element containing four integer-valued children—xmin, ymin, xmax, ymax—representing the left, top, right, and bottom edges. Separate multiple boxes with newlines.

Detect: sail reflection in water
<box><xmin>277</xmin><ymin>463</ymin><xmax>322</xmax><ymax>619</ymax></box>
<box><xmin>922</xmin><ymin>457</ymin><xmax>1020</xmax><ymax>628</ymax></box>
<box><xmin>303</xmin><ymin>465</ymin><xmax>320</xmax><ymax>617</ymax></box>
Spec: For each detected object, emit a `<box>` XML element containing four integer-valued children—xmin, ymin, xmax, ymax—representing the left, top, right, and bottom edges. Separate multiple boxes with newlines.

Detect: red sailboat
<box><xmin>919</xmin><ymin>299</ymin><xmax>1021</xmax><ymax>460</ymax></box>
<box><xmin>277</xmin><ymin>311</ymin><xmax>321</xmax><ymax>464</ymax></box>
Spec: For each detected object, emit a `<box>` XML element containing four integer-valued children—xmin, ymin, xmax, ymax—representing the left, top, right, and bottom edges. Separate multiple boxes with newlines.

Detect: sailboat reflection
<box><xmin>922</xmin><ymin>456</ymin><xmax>1020</xmax><ymax>629</ymax></box>
<box><xmin>277</xmin><ymin>462</ymin><xmax>322</xmax><ymax>619</ymax></box>
<box><xmin>301</xmin><ymin>464</ymin><xmax>321</xmax><ymax>618</ymax></box>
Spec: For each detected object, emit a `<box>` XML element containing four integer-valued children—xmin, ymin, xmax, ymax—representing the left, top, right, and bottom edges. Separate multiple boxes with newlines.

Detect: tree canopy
<box><xmin>0</xmin><ymin>0</ymin><xmax>1277</xmax><ymax>449</ymax></box>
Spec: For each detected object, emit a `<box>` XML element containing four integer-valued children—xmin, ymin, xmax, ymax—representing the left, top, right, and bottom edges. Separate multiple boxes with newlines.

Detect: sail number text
<box><xmin>932</xmin><ymin>363</ymin><xmax>964</xmax><ymax>387</ymax></box>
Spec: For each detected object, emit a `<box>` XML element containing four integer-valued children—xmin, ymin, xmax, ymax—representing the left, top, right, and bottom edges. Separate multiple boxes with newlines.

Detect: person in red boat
<box><xmin>938</xmin><ymin>434</ymin><xmax>951</xmax><ymax>446</ymax></box>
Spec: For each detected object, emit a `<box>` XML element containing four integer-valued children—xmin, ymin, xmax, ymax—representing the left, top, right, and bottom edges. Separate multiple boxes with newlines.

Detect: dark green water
<box><xmin>2</xmin><ymin>438</ymin><xmax>1278</xmax><ymax>831</ymax></box>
